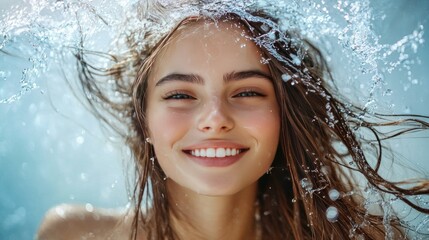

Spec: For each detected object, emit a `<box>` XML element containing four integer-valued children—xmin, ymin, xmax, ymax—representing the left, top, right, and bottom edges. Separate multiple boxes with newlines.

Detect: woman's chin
<box><xmin>168</xmin><ymin>177</ymin><xmax>256</xmax><ymax>197</ymax></box>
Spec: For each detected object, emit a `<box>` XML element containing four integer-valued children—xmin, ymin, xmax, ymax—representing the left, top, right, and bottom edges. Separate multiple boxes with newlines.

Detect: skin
<box><xmin>37</xmin><ymin>204</ymin><xmax>134</xmax><ymax>240</ymax></box>
<box><xmin>37</xmin><ymin>20</ymin><xmax>280</xmax><ymax>240</ymax></box>
<box><xmin>146</xmin><ymin>20</ymin><xmax>280</xmax><ymax>240</ymax></box>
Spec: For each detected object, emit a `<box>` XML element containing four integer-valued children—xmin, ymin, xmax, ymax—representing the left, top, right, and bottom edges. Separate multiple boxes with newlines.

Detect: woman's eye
<box><xmin>163</xmin><ymin>92</ymin><xmax>195</xmax><ymax>100</ymax></box>
<box><xmin>234</xmin><ymin>91</ymin><xmax>264</xmax><ymax>98</ymax></box>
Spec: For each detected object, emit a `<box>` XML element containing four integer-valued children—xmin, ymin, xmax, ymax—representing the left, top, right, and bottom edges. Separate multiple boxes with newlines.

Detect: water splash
<box><xmin>0</xmin><ymin>0</ymin><xmax>424</xmax><ymax>107</ymax></box>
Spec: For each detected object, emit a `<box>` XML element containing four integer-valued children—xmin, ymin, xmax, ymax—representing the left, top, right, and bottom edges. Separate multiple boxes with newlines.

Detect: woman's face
<box><xmin>146</xmin><ymin>20</ymin><xmax>280</xmax><ymax>196</ymax></box>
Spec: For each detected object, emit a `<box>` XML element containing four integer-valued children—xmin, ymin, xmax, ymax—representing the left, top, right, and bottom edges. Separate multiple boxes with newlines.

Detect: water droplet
<box><xmin>76</xmin><ymin>136</ymin><xmax>84</xmax><ymax>145</ymax></box>
<box><xmin>329</xmin><ymin>189</ymin><xmax>340</xmax><ymax>201</ymax></box>
<box><xmin>290</xmin><ymin>54</ymin><xmax>301</xmax><ymax>65</ymax></box>
<box><xmin>261</xmin><ymin>24</ymin><xmax>270</xmax><ymax>32</ymax></box>
<box><xmin>301</xmin><ymin>178</ymin><xmax>313</xmax><ymax>191</ymax></box>
<box><xmin>267</xmin><ymin>31</ymin><xmax>276</xmax><ymax>40</ymax></box>
<box><xmin>260</xmin><ymin>57</ymin><xmax>270</xmax><ymax>64</ymax></box>
<box><xmin>85</xmin><ymin>203</ymin><xmax>94</xmax><ymax>213</ymax></box>
<box><xmin>382</xmin><ymin>89</ymin><xmax>392</xmax><ymax>96</ymax></box>
<box><xmin>281</xmin><ymin>73</ymin><xmax>291</xmax><ymax>82</ymax></box>
<box><xmin>80</xmin><ymin>172</ymin><xmax>87</xmax><ymax>181</ymax></box>
<box><xmin>55</xmin><ymin>206</ymin><xmax>66</xmax><ymax>219</ymax></box>
<box><xmin>240</xmin><ymin>43</ymin><xmax>246</xmax><ymax>48</ymax></box>
<box><xmin>326</xmin><ymin>206</ymin><xmax>339</xmax><ymax>222</ymax></box>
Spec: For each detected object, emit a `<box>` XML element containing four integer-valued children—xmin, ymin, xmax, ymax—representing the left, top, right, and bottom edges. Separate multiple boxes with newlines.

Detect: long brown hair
<box><xmin>74</xmin><ymin>6</ymin><xmax>429</xmax><ymax>240</ymax></box>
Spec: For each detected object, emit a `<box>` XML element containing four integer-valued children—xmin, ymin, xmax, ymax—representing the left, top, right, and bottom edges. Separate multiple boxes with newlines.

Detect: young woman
<box><xmin>37</xmin><ymin>1</ymin><xmax>429</xmax><ymax>240</ymax></box>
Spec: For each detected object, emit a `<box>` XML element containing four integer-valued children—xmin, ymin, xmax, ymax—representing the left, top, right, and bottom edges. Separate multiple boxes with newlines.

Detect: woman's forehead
<box><xmin>160</xmin><ymin>18</ymin><xmax>252</xmax><ymax>54</ymax></box>
<box><xmin>149</xmin><ymin>19</ymin><xmax>268</xmax><ymax>82</ymax></box>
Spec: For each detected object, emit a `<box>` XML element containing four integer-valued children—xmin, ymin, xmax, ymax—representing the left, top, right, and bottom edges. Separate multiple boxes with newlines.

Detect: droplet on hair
<box><xmin>281</xmin><ymin>73</ymin><xmax>292</xmax><ymax>82</ymax></box>
<box><xmin>326</xmin><ymin>206</ymin><xmax>339</xmax><ymax>222</ymax></box>
<box><xmin>261</xmin><ymin>23</ymin><xmax>270</xmax><ymax>32</ymax></box>
<box><xmin>301</xmin><ymin>178</ymin><xmax>313</xmax><ymax>192</ymax></box>
<box><xmin>328</xmin><ymin>189</ymin><xmax>340</xmax><ymax>201</ymax></box>
<box><xmin>267</xmin><ymin>31</ymin><xmax>276</xmax><ymax>40</ymax></box>
<box><xmin>290</xmin><ymin>54</ymin><xmax>301</xmax><ymax>65</ymax></box>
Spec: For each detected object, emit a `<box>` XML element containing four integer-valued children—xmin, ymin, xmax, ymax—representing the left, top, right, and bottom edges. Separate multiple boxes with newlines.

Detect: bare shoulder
<box><xmin>36</xmin><ymin>204</ymin><xmax>136</xmax><ymax>240</ymax></box>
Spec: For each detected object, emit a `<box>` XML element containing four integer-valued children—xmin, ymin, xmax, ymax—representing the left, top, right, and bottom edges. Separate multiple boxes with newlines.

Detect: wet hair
<box><xmin>74</xmin><ymin>5</ymin><xmax>429</xmax><ymax>240</ymax></box>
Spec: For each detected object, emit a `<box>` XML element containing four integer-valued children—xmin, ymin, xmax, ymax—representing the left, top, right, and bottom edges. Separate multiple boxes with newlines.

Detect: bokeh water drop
<box><xmin>328</xmin><ymin>189</ymin><xmax>340</xmax><ymax>201</ymax></box>
<box><xmin>326</xmin><ymin>206</ymin><xmax>339</xmax><ymax>222</ymax></box>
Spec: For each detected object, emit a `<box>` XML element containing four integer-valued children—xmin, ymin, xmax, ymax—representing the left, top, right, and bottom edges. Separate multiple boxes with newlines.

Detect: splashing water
<box><xmin>0</xmin><ymin>0</ymin><xmax>425</xmax><ymax>106</ymax></box>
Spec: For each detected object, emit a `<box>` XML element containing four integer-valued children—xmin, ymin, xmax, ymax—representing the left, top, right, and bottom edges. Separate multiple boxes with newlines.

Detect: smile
<box><xmin>190</xmin><ymin>148</ymin><xmax>242</xmax><ymax>158</ymax></box>
<box><xmin>183</xmin><ymin>147</ymin><xmax>249</xmax><ymax>167</ymax></box>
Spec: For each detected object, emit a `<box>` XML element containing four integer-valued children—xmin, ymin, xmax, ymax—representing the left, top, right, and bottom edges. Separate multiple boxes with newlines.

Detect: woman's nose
<box><xmin>197</xmin><ymin>97</ymin><xmax>234</xmax><ymax>133</ymax></box>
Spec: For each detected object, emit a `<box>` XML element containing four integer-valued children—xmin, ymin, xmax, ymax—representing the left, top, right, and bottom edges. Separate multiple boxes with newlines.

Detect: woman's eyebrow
<box><xmin>155</xmin><ymin>70</ymin><xmax>272</xmax><ymax>87</ymax></box>
<box><xmin>223</xmin><ymin>70</ymin><xmax>272</xmax><ymax>83</ymax></box>
<box><xmin>156</xmin><ymin>73</ymin><xmax>203</xmax><ymax>86</ymax></box>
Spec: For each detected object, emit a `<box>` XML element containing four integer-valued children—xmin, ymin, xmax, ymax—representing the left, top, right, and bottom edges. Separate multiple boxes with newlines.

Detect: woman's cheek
<box><xmin>238</xmin><ymin>107</ymin><xmax>280</xmax><ymax>157</ymax></box>
<box><xmin>149</xmin><ymin>109</ymin><xmax>194</xmax><ymax>146</ymax></box>
<box><xmin>238</xmin><ymin>107</ymin><xmax>280</xmax><ymax>132</ymax></box>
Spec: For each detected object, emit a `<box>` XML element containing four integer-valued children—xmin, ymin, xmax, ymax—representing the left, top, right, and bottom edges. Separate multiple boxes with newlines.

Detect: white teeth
<box><xmin>215</xmin><ymin>148</ymin><xmax>225</xmax><ymax>157</ymax></box>
<box><xmin>225</xmin><ymin>148</ymin><xmax>231</xmax><ymax>156</ymax></box>
<box><xmin>189</xmin><ymin>148</ymin><xmax>243</xmax><ymax>158</ymax></box>
<box><xmin>206</xmin><ymin>148</ymin><xmax>216</xmax><ymax>157</ymax></box>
